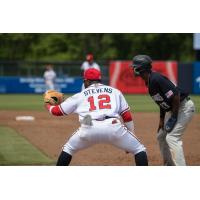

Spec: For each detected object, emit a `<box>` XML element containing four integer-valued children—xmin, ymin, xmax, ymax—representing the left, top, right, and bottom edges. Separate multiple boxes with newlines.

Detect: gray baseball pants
<box><xmin>157</xmin><ymin>98</ymin><xmax>195</xmax><ymax>166</ymax></box>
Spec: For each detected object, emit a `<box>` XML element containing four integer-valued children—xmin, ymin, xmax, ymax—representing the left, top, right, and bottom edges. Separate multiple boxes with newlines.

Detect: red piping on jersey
<box><xmin>120</xmin><ymin>107</ymin><xmax>130</xmax><ymax>115</ymax></box>
<box><xmin>121</xmin><ymin>110</ymin><xmax>133</xmax><ymax>122</ymax></box>
<box><xmin>45</xmin><ymin>104</ymin><xmax>64</xmax><ymax>116</ymax></box>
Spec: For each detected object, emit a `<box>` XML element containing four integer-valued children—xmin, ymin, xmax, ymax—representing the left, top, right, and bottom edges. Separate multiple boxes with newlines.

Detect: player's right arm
<box><xmin>45</xmin><ymin>104</ymin><xmax>64</xmax><ymax>116</ymax></box>
<box><xmin>121</xmin><ymin>110</ymin><xmax>134</xmax><ymax>132</ymax></box>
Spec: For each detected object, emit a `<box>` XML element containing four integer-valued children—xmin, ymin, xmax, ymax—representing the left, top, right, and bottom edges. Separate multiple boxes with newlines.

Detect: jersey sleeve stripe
<box><xmin>58</xmin><ymin>105</ymin><xmax>65</xmax><ymax>115</ymax></box>
<box><xmin>49</xmin><ymin>106</ymin><xmax>55</xmax><ymax>114</ymax></box>
<box><xmin>59</xmin><ymin>104</ymin><xmax>68</xmax><ymax>115</ymax></box>
<box><xmin>120</xmin><ymin>107</ymin><xmax>130</xmax><ymax>115</ymax></box>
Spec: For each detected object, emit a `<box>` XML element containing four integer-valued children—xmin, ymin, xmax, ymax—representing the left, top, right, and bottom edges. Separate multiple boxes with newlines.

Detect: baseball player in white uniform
<box><xmin>81</xmin><ymin>54</ymin><xmax>101</xmax><ymax>90</ymax></box>
<box><xmin>43</xmin><ymin>64</ymin><xmax>56</xmax><ymax>90</ymax></box>
<box><xmin>81</xmin><ymin>54</ymin><xmax>100</xmax><ymax>72</ymax></box>
<box><xmin>45</xmin><ymin>68</ymin><xmax>148</xmax><ymax>166</ymax></box>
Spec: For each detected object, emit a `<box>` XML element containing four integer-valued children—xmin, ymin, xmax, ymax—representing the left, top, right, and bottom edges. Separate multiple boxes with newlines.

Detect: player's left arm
<box><xmin>45</xmin><ymin>94</ymin><xmax>79</xmax><ymax>116</ymax></box>
<box><xmin>45</xmin><ymin>104</ymin><xmax>65</xmax><ymax>116</ymax></box>
<box><xmin>118</xmin><ymin>91</ymin><xmax>134</xmax><ymax>132</ymax></box>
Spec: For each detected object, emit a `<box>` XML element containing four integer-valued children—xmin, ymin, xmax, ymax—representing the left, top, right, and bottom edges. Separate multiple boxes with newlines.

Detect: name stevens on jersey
<box><xmin>84</xmin><ymin>87</ymin><xmax>113</xmax><ymax>96</ymax></box>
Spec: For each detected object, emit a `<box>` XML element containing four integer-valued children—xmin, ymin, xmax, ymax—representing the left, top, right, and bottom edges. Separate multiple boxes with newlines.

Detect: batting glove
<box><xmin>165</xmin><ymin>116</ymin><xmax>177</xmax><ymax>133</ymax></box>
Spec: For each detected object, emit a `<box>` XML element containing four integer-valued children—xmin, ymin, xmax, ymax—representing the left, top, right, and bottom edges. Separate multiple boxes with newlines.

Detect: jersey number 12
<box><xmin>88</xmin><ymin>94</ymin><xmax>111</xmax><ymax>111</ymax></box>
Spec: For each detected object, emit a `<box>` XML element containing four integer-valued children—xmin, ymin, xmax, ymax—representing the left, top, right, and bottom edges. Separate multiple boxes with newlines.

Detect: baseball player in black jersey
<box><xmin>131</xmin><ymin>55</ymin><xmax>195</xmax><ymax>166</ymax></box>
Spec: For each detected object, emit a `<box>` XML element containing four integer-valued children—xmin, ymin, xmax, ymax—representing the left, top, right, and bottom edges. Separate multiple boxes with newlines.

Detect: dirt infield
<box><xmin>0</xmin><ymin>110</ymin><xmax>199</xmax><ymax>165</ymax></box>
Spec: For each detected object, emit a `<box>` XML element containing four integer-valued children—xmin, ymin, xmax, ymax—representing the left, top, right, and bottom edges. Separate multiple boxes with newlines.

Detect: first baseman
<box><xmin>45</xmin><ymin>68</ymin><xmax>148</xmax><ymax>166</ymax></box>
<box><xmin>131</xmin><ymin>55</ymin><xmax>195</xmax><ymax>166</ymax></box>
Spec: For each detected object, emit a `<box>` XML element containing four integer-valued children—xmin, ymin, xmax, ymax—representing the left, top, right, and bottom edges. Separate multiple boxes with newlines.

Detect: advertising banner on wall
<box><xmin>109</xmin><ymin>61</ymin><xmax>178</xmax><ymax>94</ymax></box>
<box><xmin>193</xmin><ymin>62</ymin><xmax>200</xmax><ymax>94</ymax></box>
<box><xmin>0</xmin><ymin>77</ymin><xmax>82</xmax><ymax>93</ymax></box>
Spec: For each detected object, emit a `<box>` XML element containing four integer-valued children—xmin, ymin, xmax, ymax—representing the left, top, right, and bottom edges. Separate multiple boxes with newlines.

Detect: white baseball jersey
<box><xmin>60</xmin><ymin>83</ymin><xmax>129</xmax><ymax>121</ymax></box>
<box><xmin>44</xmin><ymin>69</ymin><xmax>56</xmax><ymax>90</ymax></box>
<box><xmin>81</xmin><ymin>61</ymin><xmax>100</xmax><ymax>71</ymax></box>
<box><xmin>59</xmin><ymin>83</ymin><xmax>146</xmax><ymax>159</ymax></box>
<box><xmin>44</xmin><ymin>69</ymin><xmax>56</xmax><ymax>81</ymax></box>
<box><xmin>49</xmin><ymin>83</ymin><xmax>146</xmax><ymax>161</ymax></box>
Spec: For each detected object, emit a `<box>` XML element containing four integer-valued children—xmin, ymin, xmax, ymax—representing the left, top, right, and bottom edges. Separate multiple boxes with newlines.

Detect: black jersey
<box><xmin>148</xmin><ymin>72</ymin><xmax>188</xmax><ymax>111</ymax></box>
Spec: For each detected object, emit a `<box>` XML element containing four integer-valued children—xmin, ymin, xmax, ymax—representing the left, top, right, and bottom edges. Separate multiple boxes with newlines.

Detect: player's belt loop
<box><xmin>105</xmin><ymin>116</ymin><xmax>114</xmax><ymax>119</ymax></box>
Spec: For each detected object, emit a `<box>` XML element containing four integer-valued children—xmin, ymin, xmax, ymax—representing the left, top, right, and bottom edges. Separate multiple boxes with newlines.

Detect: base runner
<box><xmin>131</xmin><ymin>55</ymin><xmax>195</xmax><ymax>166</ymax></box>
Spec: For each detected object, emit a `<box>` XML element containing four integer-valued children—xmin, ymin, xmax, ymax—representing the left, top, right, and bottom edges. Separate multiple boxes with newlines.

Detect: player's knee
<box><xmin>63</xmin><ymin>143</ymin><xmax>76</xmax><ymax>156</ymax></box>
<box><xmin>166</xmin><ymin>134</ymin><xmax>177</xmax><ymax>146</ymax></box>
<box><xmin>139</xmin><ymin>144</ymin><xmax>146</xmax><ymax>153</ymax></box>
<box><xmin>133</xmin><ymin>144</ymin><xmax>146</xmax><ymax>156</ymax></box>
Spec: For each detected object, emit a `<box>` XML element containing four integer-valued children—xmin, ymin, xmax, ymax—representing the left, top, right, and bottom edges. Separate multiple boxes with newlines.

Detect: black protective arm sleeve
<box><xmin>171</xmin><ymin>93</ymin><xmax>180</xmax><ymax>118</ymax></box>
<box><xmin>160</xmin><ymin>107</ymin><xmax>166</xmax><ymax>119</ymax></box>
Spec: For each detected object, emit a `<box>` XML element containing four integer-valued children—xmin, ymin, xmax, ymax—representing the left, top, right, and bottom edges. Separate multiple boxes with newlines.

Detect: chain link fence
<box><xmin>0</xmin><ymin>60</ymin><xmax>109</xmax><ymax>84</ymax></box>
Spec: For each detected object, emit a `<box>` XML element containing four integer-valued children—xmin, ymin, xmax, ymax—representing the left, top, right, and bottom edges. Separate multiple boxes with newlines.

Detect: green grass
<box><xmin>125</xmin><ymin>95</ymin><xmax>159</xmax><ymax>112</ymax></box>
<box><xmin>191</xmin><ymin>95</ymin><xmax>200</xmax><ymax>113</ymax></box>
<box><xmin>0</xmin><ymin>94</ymin><xmax>46</xmax><ymax>110</ymax></box>
<box><xmin>0</xmin><ymin>94</ymin><xmax>199</xmax><ymax>112</ymax></box>
<box><xmin>0</xmin><ymin>126</ymin><xmax>54</xmax><ymax>165</ymax></box>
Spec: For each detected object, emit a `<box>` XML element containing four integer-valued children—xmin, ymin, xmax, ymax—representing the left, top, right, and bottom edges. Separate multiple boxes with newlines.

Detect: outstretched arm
<box><xmin>45</xmin><ymin>104</ymin><xmax>65</xmax><ymax>116</ymax></box>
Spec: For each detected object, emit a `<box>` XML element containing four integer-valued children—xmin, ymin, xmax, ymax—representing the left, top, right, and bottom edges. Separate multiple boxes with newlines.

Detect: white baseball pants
<box><xmin>63</xmin><ymin>118</ymin><xmax>146</xmax><ymax>157</ymax></box>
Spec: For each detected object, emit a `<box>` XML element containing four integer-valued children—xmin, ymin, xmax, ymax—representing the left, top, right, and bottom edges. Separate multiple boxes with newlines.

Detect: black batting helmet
<box><xmin>131</xmin><ymin>55</ymin><xmax>152</xmax><ymax>75</ymax></box>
